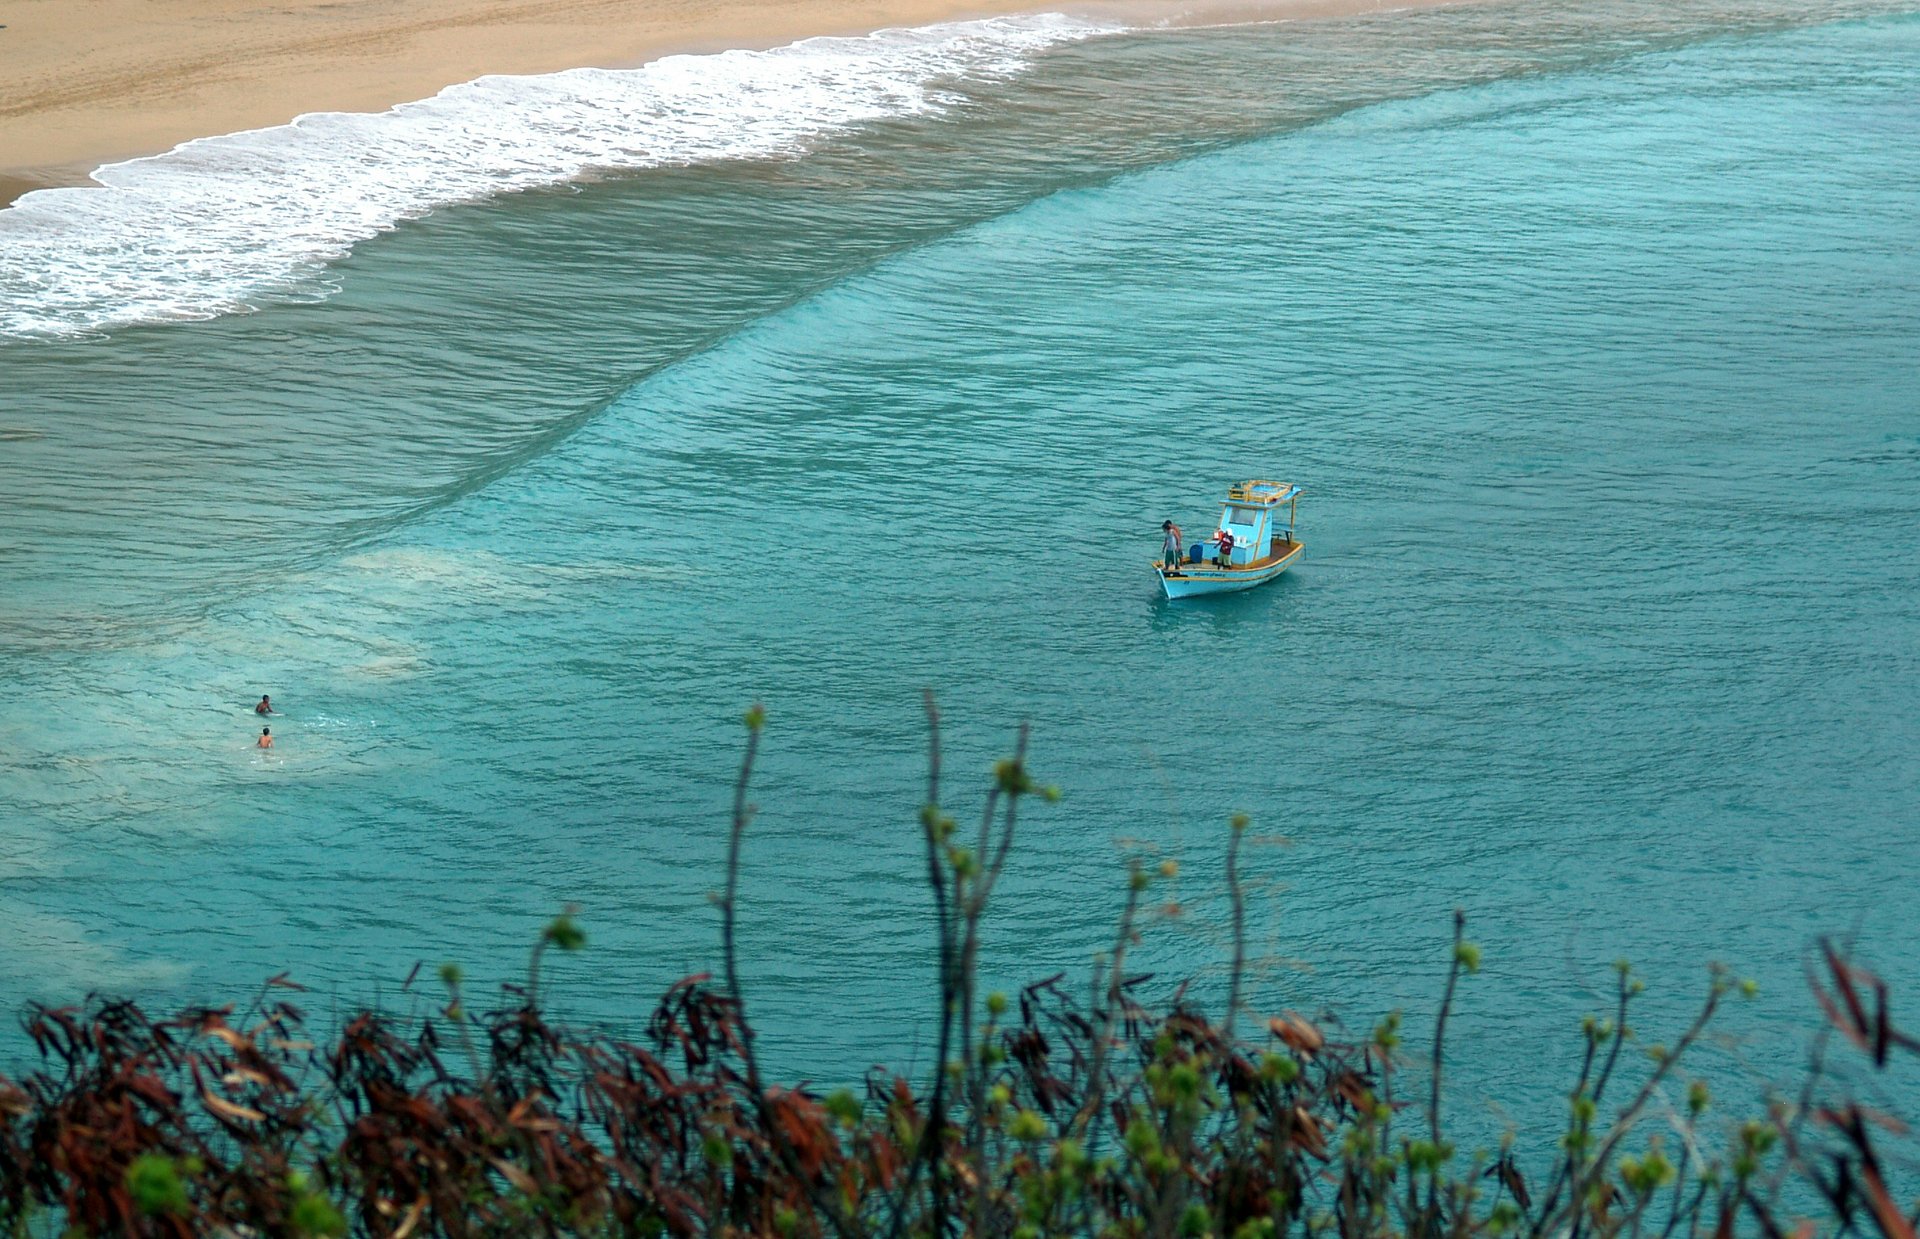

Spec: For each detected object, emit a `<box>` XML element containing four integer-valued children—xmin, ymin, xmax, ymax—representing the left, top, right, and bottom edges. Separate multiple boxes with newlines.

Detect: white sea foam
<box><xmin>0</xmin><ymin>15</ymin><xmax>1105</xmax><ymax>338</ymax></box>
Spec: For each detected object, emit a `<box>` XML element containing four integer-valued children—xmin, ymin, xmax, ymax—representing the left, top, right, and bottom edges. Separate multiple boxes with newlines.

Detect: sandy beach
<box><xmin>0</xmin><ymin>0</ymin><xmax>1465</xmax><ymax>206</ymax></box>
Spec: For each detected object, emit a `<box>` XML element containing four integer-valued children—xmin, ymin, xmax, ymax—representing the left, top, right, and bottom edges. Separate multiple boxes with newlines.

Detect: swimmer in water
<box><xmin>255</xmin><ymin>694</ymin><xmax>274</xmax><ymax>715</ymax></box>
<box><xmin>257</xmin><ymin>727</ymin><xmax>273</xmax><ymax>749</ymax></box>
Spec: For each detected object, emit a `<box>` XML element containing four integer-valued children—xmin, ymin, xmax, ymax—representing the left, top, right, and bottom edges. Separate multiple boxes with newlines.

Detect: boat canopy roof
<box><xmin>1223</xmin><ymin>480</ymin><xmax>1300</xmax><ymax>507</ymax></box>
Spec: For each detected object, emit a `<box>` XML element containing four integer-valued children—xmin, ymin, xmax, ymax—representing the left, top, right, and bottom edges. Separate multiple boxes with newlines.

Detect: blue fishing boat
<box><xmin>1155</xmin><ymin>480</ymin><xmax>1303</xmax><ymax>599</ymax></box>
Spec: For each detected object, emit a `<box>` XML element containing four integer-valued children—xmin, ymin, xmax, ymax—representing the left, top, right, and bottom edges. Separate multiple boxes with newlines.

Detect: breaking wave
<box><xmin>0</xmin><ymin>15</ymin><xmax>1106</xmax><ymax>338</ymax></box>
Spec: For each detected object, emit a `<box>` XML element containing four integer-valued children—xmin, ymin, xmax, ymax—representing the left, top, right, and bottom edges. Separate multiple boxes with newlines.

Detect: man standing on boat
<box><xmin>1161</xmin><ymin>519</ymin><xmax>1184</xmax><ymax>572</ymax></box>
<box><xmin>1214</xmin><ymin>526</ymin><xmax>1236</xmax><ymax>568</ymax></box>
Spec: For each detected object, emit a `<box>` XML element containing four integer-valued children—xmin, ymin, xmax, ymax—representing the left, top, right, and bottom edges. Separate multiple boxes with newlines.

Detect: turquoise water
<box><xmin>2</xmin><ymin>0</ymin><xmax>1917</xmax><ymax>1137</ymax></box>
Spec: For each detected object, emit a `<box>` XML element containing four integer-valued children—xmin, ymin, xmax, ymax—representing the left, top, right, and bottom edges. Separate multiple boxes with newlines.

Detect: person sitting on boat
<box><xmin>1161</xmin><ymin>519</ymin><xmax>1184</xmax><ymax>571</ymax></box>
<box><xmin>1213</xmin><ymin>527</ymin><xmax>1236</xmax><ymax>567</ymax></box>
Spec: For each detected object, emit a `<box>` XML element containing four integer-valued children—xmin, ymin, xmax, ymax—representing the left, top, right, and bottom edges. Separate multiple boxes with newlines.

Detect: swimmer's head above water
<box><xmin>257</xmin><ymin>727</ymin><xmax>273</xmax><ymax>748</ymax></box>
<box><xmin>256</xmin><ymin>695</ymin><xmax>272</xmax><ymax>714</ymax></box>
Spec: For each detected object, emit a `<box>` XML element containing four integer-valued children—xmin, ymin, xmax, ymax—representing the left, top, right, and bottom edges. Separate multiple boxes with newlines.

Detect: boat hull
<box><xmin>1156</xmin><ymin>542</ymin><xmax>1302</xmax><ymax>599</ymax></box>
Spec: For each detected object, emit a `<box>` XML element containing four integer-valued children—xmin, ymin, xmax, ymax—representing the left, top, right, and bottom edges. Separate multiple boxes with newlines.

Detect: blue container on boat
<box><xmin>1190</xmin><ymin>544</ymin><xmax>1206</xmax><ymax>564</ymax></box>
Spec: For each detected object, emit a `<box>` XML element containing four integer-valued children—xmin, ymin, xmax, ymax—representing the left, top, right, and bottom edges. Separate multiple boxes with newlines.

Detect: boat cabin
<box><xmin>1156</xmin><ymin>478</ymin><xmax>1304</xmax><ymax>598</ymax></box>
<box><xmin>1215</xmin><ymin>480</ymin><xmax>1300</xmax><ymax>566</ymax></box>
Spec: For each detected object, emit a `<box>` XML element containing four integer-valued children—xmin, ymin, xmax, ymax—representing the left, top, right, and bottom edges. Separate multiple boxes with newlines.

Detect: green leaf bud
<box><xmin>825</xmin><ymin>1088</ymin><xmax>862</xmax><ymax>1127</ymax></box>
<box><xmin>127</xmin><ymin>1155</ymin><xmax>190</xmax><ymax>1217</ymax></box>
<box><xmin>290</xmin><ymin>1189</ymin><xmax>348</xmax><ymax>1237</ymax></box>
<box><xmin>542</xmin><ymin>910</ymin><xmax>586</xmax><ymax>952</ymax></box>
<box><xmin>1258</xmin><ymin>1053</ymin><xmax>1299</xmax><ymax>1085</ymax></box>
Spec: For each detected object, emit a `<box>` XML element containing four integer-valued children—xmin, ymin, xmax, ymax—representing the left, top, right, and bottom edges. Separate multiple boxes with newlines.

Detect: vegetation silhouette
<box><xmin>1</xmin><ymin>698</ymin><xmax>1913</xmax><ymax>1237</ymax></box>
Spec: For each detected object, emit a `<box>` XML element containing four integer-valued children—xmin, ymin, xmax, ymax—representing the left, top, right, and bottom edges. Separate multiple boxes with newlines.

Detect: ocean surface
<box><xmin>2</xmin><ymin>0</ymin><xmax>1917</xmax><ymax>1144</ymax></box>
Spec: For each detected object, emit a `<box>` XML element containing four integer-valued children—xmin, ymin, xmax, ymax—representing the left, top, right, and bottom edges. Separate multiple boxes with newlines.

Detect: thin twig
<box><xmin>1226</xmin><ymin>817</ymin><xmax>1249</xmax><ymax>1040</ymax></box>
<box><xmin>721</xmin><ymin>710</ymin><xmax>761</xmax><ymax>1009</ymax></box>
<box><xmin>1430</xmin><ymin>911</ymin><xmax>1466</xmax><ymax>1148</ymax></box>
<box><xmin>886</xmin><ymin>690</ymin><xmax>953</xmax><ymax>1239</ymax></box>
<box><xmin>1539</xmin><ymin>978</ymin><xmax>1727</xmax><ymax>1239</ymax></box>
<box><xmin>721</xmin><ymin>707</ymin><xmax>858</xmax><ymax>1239</ymax></box>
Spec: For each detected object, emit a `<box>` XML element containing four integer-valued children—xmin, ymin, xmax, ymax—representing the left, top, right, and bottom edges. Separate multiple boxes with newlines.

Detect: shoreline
<box><xmin>0</xmin><ymin>0</ymin><xmax>1471</xmax><ymax>209</ymax></box>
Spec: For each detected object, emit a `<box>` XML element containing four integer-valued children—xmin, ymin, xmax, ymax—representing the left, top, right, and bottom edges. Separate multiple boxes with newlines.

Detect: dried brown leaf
<box><xmin>202</xmin><ymin>1088</ymin><xmax>266</xmax><ymax>1123</ymax></box>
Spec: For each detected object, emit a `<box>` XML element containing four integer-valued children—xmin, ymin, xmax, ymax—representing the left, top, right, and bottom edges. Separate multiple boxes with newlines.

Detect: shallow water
<box><xmin>2</xmin><ymin>0</ymin><xmax>1917</xmax><ymax>1142</ymax></box>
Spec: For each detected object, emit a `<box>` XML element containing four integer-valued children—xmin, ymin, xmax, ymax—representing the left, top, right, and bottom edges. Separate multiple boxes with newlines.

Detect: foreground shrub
<box><xmin>0</xmin><ymin>700</ymin><xmax>1912</xmax><ymax>1237</ymax></box>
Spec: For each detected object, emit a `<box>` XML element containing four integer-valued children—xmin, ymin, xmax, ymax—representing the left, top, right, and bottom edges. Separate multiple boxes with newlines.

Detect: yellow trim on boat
<box><xmin>1226</xmin><ymin>479</ymin><xmax>1292</xmax><ymax>503</ymax></box>
<box><xmin>1155</xmin><ymin>541</ymin><xmax>1303</xmax><ymax>576</ymax></box>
